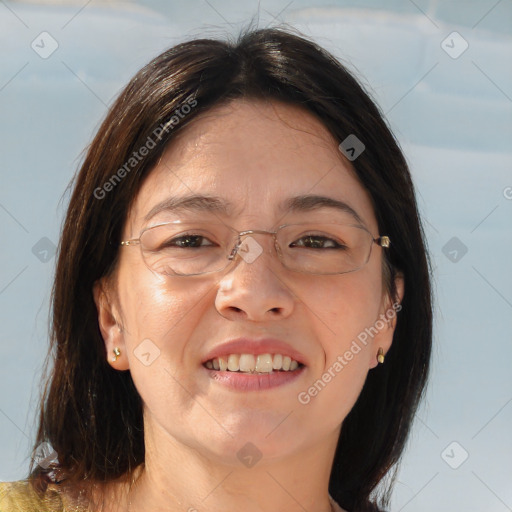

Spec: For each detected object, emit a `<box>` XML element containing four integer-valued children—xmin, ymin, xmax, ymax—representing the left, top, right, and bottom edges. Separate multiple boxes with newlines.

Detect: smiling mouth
<box><xmin>203</xmin><ymin>353</ymin><xmax>304</xmax><ymax>373</ymax></box>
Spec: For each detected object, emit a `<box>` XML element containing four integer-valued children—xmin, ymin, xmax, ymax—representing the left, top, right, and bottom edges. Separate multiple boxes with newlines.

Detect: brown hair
<box><xmin>29</xmin><ymin>26</ymin><xmax>433</xmax><ymax>512</ymax></box>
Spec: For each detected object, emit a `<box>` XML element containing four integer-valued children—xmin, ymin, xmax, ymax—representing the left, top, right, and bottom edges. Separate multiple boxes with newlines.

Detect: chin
<box><xmin>195</xmin><ymin>414</ymin><xmax>305</xmax><ymax>464</ymax></box>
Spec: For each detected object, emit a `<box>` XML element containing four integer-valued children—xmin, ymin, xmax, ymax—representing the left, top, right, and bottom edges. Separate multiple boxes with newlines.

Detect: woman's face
<box><xmin>95</xmin><ymin>99</ymin><xmax>403</xmax><ymax>466</ymax></box>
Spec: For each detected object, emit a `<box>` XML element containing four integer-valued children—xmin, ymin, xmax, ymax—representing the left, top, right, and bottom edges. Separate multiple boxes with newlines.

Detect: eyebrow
<box><xmin>282</xmin><ymin>194</ymin><xmax>365</xmax><ymax>226</ymax></box>
<box><xmin>144</xmin><ymin>195</ymin><xmax>232</xmax><ymax>222</ymax></box>
<box><xmin>144</xmin><ymin>193</ymin><xmax>365</xmax><ymax>226</ymax></box>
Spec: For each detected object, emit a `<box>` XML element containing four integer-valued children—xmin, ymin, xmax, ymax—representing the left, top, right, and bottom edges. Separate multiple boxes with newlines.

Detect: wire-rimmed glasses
<box><xmin>120</xmin><ymin>219</ymin><xmax>390</xmax><ymax>277</ymax></box>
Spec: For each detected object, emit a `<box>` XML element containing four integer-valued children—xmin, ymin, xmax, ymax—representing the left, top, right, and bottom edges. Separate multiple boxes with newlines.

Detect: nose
<box><xmin>215</xmin><ymin>233</ymin><xmax>295</xmax><ymax>321</ymax></box>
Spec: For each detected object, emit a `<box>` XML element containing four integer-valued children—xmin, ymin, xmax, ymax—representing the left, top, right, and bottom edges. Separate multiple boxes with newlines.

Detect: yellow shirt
<box><xmin>0</xmin><ymin>480</ymin><xmax>346</xmax><ymax>512</ymax></box>
<box><xmin>0</xmin><ymin>480</ymin><xmax>87</xmax><ymax>512</ymax></box>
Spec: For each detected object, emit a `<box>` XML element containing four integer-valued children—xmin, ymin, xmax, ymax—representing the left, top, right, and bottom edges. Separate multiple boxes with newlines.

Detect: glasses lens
<box><xmin>140</xmin><ymin>222</ymin><xmax>234</xmax><ymax>276</ymax></box>
<box><xmin>137</xmin><ymin>221</ymin><xmax>375</xmax><ymax>276</ymax></box>
<box><xmin>277</xmin><ymin>223</ymin><xmax>373</xmax><ymax>275</ymax></box>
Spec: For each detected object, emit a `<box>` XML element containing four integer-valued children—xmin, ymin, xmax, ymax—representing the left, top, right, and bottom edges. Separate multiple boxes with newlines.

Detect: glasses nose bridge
<box><xmin>238</xmin><ymin>228</ymin><xmax>277</xmax><ymax>238</ymax></box>
<box><xmin>228</xmin><ymin>228</ymin><xmax>280</xmax><ymax>260</ymax></box>
<box><xmin>240</xmin><ymin>228</ymin><xmax>280</xmax><ymax>247</ymax></box>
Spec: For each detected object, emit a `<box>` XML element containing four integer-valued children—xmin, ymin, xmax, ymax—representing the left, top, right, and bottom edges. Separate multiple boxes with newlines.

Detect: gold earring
<box><xmin>377</xmin><ymin>347</ymin><xmax>385</xmax><ymax>364</ymax></box>
<box><xmin>112</xmin><ymin>347</ymin><xmax>121</xmax><ymax>362</ymax></box>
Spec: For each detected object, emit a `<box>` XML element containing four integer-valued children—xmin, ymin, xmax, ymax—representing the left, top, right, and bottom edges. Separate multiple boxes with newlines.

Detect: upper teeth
<box><xmin>205</xmin><ymin>353</ymin><xmax>300</xmax><ymax>373</ymax></box>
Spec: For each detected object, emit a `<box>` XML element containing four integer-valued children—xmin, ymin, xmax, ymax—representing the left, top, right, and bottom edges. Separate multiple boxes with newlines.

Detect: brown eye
<box><xmin>291</xmin><ymin>235</ymin><xmax>345</xmax><ymax>249</ymax></box>
<box><xmin>166</xmin><ymin>235</ymin><xmax>213</xmax><ymax>248</ymax></box>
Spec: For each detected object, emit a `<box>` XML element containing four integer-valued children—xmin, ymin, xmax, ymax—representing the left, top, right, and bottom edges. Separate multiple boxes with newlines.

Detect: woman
<box><xmin>0</xmin><ymin>26</ymin><xmax>432</xmax><ymax>512</ymax></box>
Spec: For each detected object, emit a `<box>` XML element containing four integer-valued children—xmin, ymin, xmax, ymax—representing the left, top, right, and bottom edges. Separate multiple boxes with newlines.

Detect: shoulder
<box><xmin>0</xmin><ymin>480</ymin><xmax>64</xmax><ymax>512</ymax></box>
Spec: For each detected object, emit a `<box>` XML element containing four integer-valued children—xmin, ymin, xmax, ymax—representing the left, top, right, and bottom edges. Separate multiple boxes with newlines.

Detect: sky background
<box><xmin>0</xmin><ymin>0</ymin><xmax>511</xmax><ymax>510</ymax></box>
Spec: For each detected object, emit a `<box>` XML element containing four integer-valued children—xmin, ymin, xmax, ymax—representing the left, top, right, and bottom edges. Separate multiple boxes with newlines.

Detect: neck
<box><xmin>120</xmin><ymin>414</ymin><xmax>344</xmax><ymax>512</ymax></box>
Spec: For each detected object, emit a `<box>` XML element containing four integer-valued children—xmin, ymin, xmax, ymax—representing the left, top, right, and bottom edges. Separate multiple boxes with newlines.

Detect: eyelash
<box><xmin>164</xmin><ymin>234</ymin><xmax>346</xmax><ymax>250</ymax></box>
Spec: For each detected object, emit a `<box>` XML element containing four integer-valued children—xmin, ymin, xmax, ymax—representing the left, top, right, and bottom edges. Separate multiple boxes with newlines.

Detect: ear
<box><xmin>368</xmin><ymin>271</ymin><xmax>405</xmax><ymax>369</ymax></box>
<box><xmin>93</xmin><ymin>278</ymin><xmax>129</xmax><ymax>371</ymax></box>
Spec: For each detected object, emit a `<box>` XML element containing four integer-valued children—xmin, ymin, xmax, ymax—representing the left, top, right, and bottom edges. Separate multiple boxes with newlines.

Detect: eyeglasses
<box><xmin>120</xmin><ymin>220</ymin><xmax>390</xmax><ymax>277</ymax></box>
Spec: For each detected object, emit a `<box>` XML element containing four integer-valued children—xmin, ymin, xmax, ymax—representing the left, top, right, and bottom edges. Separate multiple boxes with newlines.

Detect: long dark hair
<box><xmin>29</xmin><ymin>26</ymin><xmax>433</xmax><ymax>512</ymax></box>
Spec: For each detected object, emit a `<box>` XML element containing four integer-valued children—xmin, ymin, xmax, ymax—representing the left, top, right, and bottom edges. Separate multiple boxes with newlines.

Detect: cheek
<box><xmin>297</xmin><ymin>273</ymin><xmax>382</xmax><ymax>427</ymax></box>
<box><xmin>115</xmin><ymin>266</ymin><xmax>215</xmax><ymax>416</ymax></box>
<box><xmin>116</xmin><ymin>261</ymin><xmax>211</xmax><ymax>362</ymax></box>
<box><xmin>304</xmin><ymin>267</ymin><xmax>384</xmax><ymax>345</ymax></box>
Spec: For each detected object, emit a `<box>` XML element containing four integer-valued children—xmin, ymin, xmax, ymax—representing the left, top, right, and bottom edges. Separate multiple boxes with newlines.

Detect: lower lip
<box><xmin>203</xmin><ymin>365</ymin><xmax>306</xmax><ymax>391</ymax></box>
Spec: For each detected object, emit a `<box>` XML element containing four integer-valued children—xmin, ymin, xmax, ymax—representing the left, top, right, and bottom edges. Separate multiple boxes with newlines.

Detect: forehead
<box><xmin>126</xmin><ymin>99</ymin><xmax>378</xmax><ymax>234</ymax></box>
